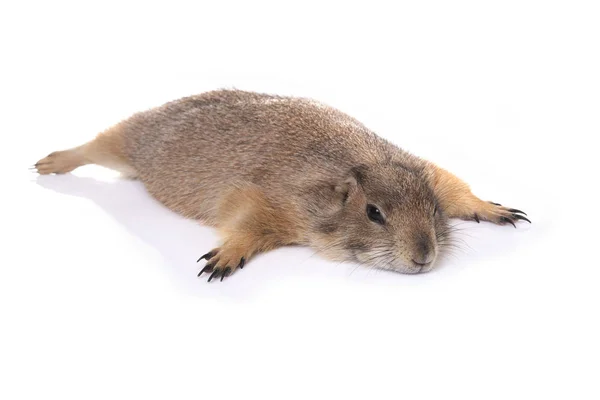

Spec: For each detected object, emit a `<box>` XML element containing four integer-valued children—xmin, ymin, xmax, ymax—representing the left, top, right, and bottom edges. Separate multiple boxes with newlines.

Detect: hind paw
<box><xmin>34</xmin><ymin>150</ymin><xmax>83</xmax><ymax>175</ymax></box>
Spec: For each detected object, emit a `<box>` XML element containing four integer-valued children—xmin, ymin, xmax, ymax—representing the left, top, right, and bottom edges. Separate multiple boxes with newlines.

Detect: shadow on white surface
<box><xmin>34</xmin><ymin>173</ymin><xmax>298</xmax><ymax>299</ymax></box>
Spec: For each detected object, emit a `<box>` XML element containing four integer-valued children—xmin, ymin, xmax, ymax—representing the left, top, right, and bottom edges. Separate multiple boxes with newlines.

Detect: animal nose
<box><xmin>412</xmin><ymin>237</ymin><xmax>435</xmax><ymax>266</ymax></box>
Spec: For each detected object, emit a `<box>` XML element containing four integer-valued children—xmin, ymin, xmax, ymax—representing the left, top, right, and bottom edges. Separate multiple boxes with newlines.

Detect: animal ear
<box><xmin>333</xmin><ymin>176</ymin><xmax>357</xmax><ymax>205</ymax></box>
<box><xmin>333</xmin><ymin>165</ymin><xmax>365</xmax><ymax>205</ymax></box>
<box><xmin>349</xmin><ymin>164</ymin><xmax>367</xmax><ymax>185</ymax></box>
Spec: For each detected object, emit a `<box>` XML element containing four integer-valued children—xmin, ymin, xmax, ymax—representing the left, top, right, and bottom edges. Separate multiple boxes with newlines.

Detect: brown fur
<box><xmin>35</xmin><ymin>89</ymin><xmax>528</xmax><ymax>280</ymax></box>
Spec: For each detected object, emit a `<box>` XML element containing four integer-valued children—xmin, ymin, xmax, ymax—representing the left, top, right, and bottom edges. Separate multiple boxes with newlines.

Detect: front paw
<box><xmin>196</xmin><ymin>247</ymin><xmax>247</xmax><ymax>282</ymax></box>
<box><xmin>468</xmin><ymin>201</ymin><xmax>531</xmax><ymax>227</ymax></box>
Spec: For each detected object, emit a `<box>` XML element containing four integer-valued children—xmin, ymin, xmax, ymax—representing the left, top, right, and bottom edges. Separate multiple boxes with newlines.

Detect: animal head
<box><xmin>310</xmin><ymin>163</ymin><xmax>450</xmax><ymax>273</ymax></box>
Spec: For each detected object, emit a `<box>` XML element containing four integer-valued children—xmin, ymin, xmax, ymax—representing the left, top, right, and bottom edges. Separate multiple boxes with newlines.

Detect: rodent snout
<box><xmin>410</xmin><ymin>236</ymin><xmax>436</xmax><ymax>271</ymax></box>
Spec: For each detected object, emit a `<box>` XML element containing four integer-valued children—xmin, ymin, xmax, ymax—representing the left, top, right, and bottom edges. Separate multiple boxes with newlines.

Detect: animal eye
<box><xmin>366</xmin><ymin>204</ymin><xmax>385</xmax><ymax>225</ymax></box>
<box><xmin>434</xmin><ymin>205</ymin><xmax>438</xmax><ymax>216</ymax></box>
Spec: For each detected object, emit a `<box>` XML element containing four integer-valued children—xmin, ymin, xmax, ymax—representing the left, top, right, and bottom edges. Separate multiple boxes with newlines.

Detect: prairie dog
<box><xmin>35</xmin><ymin>89</ymin><xmax>529</xmax><ymax>281</ymax></box>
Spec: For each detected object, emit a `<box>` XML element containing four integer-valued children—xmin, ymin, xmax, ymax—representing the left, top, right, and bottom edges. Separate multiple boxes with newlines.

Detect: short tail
<box><xmin>34</xmin><ymin>124</ymin><xmax>138</xmax><ymax>179</ymax></box>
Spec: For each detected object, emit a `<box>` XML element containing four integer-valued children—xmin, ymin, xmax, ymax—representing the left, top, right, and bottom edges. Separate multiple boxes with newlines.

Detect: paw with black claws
<box><xmin>196</xmin><ymin>247</ymin><xmax>247</xmax><ymax>282</ymax></box>
<box><xmin>464</xmin><ymin>201</ymin><xmax>531</xmax><ymax>227</ymax></box>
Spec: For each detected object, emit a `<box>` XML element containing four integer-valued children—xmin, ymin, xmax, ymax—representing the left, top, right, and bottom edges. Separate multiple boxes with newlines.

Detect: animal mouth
<box><xmin>412</xmin><ymin>259</ymin><xmax>431</xmax><ymax>267</ymax></box>
<box><xmin>411</xmin><ymin>259</ymin><xmax>433</xmax><ymax>273</ymax></box>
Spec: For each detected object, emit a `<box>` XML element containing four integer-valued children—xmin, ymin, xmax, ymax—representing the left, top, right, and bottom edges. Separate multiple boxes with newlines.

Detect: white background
<box><xmin>2</xmin><ymin>1</ymin><xmax>599</xmax><ymax>399</ymax></box>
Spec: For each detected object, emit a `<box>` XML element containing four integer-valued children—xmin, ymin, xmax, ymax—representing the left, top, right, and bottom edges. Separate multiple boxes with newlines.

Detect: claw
<box><xmin>507</xmin><ymin>208</ymin><xmax>527</xmax><ymax>216</ymax></box>
<box><xmin>197</xmin><ymin>264</ymin><xmax>213</xmax><ymax>277</ymax></box>
<box><xmin>473</xmin><ymin>214</ymin><xmax>480</xmax><ymax>223</ymax></box>
<box><xmin>513</xmin><ymin>214</ymin><xmax>531</xmax><ymax>223</ymax></box>
<box><xmin>238</xmin><ymin>257</ymin><xmax>245</xmax><ymax>269</ymax></box>
<box><xmin>221</xmin><ymin>267</ymin><xmax>231</xmax><ymax>281</ymax></box>
<box><xmin>490</xmin><ymin>202</ymin><xmax>502</xmax><ymax>206</ymax></box>
<box><xmin>500</xmin><ymin>217</ymin><xmax>516</xmax><ymax>228</ymax></box>
<box><xmin>197</xmin><ymin>251</ymin><xmax>215</xmax><ymax>262</ymax></box>
<box><xmin>208</xmin><ymin>269</ymin><xmax>220</xmax><ymax>282</ymax></box>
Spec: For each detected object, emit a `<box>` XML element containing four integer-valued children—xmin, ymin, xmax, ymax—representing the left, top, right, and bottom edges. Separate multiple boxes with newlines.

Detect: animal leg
<box><xmin>34</xmin><ymin>124</ymin><xmax>138</xmax><ymax>178</ymax></box>
<box><xmin>197</xmin><ymin>185</ymin><xmax>302</xmax><ymax>282</ymax></box>
<box><xmin>425</xmin><ymin>163</ymin><xmax>530</xmax><ymax>226</ymax></box>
